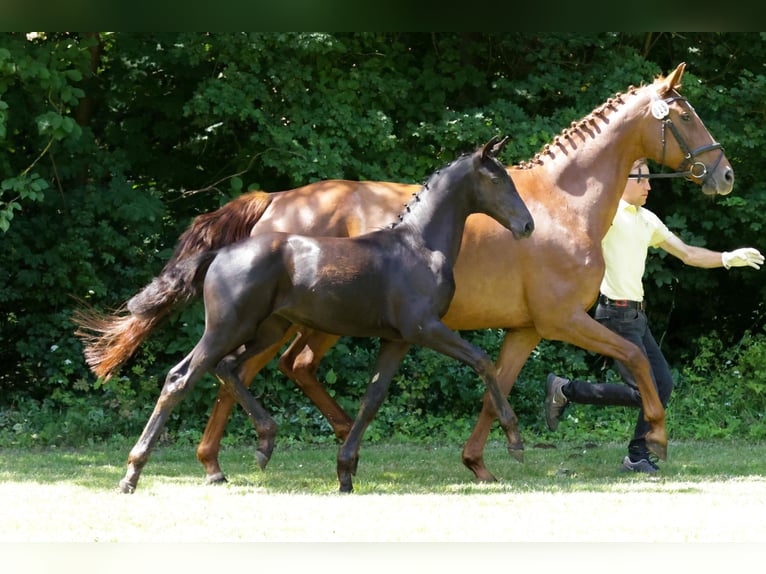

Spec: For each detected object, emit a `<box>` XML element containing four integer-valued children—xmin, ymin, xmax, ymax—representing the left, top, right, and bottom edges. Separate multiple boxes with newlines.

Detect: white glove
<box><xmin>722</xmin><ymin>247</ymin><xmax>764</xmax><ymax>270</ymax></box>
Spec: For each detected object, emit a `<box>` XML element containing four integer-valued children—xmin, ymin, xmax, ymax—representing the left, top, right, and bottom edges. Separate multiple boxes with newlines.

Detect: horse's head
<box><xmin>475</xmin><ymin>136</ymin><xmax>534</xmax><ymax>239</ymax></box>
<box><xmin>643</xmin><ymin>62</ymin><xmax>734</xmax><ymax>196</ymax></box>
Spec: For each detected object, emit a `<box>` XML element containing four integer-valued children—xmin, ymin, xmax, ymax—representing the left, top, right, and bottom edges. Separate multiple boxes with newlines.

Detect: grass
<box><xmin>1</xmin><ymin>438</ymin><xmax>765</xmax><ymax>546</ymax></box>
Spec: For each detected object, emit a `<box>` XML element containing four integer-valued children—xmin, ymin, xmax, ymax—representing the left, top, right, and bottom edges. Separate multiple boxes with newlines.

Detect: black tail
<box><xmin>73</xmin><ymin>251</ymin><xmax>218</xmax><ymax>380</ymax></box>
<box><xmin>73</xmin><ymin>190</ymin><xmax>276</xmax><ymax>379</ymax></box>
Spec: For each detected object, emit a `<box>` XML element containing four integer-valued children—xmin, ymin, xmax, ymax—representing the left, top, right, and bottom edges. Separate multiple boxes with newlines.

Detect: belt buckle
<box><xmin>614</xmin><ymin>299</ymin><xmax>628</xmax><ymax>308</ymax></box>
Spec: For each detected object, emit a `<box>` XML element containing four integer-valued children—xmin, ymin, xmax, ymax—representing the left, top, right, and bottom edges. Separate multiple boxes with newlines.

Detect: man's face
<box><xmin>622</xmin><ymin>162</ymin><xmax>651</xmax><ymax>206</ymax></box>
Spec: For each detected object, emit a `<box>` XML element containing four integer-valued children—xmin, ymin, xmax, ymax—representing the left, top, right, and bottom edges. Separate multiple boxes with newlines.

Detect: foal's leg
<box><xmin>461</xmin><ymin>328</ymin><xmax>541</xmax><ymax>482</ymax></box>
<box><xmin>120</xmin><ymin>348</ymin><xmax>212</xmax><ymax>493</ymax></box>
<box><xmin>197</xmin><ymin>327</ymin><xmax>297</xmax><ymax>484</ymax></box>
<box><xmin>214</xmin><ymin>354</ymin><xmax>279</xmax><ymax>471</ymax></box>
<box><xmin>211</xmin><ymin>315</ymin><xmax>296</xmax><ymax>471</ymax></box>
<box><xmin>337</xmin><ymin>340</ymin><xmax>411</xmax><ymax>493</ymax></box>
<box><xmin>410</xmin><ymin>320</ymin><xmax>523</xmax><ymax>459</ymax></box>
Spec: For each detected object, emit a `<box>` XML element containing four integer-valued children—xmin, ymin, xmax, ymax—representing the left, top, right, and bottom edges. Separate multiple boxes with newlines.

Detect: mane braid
<box><xmin>389</xmin><ymin>154</ymin><xmax>464</xmax><ymax>228</ymax></box>
<box><xmin>515</xmin><ymin>84</ymin><xmax>642</xmax><ymax>170</ymax></box>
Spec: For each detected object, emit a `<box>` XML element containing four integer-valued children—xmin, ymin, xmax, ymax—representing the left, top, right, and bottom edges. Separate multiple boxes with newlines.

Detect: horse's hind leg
<box><xmin>462</xmin><ymin>328</ymin><xmax>540</xmax><ymax>482</ymax></box>
<box><xmin>120</xmin><ymin>348</ymin><xmax>212</xmax><ymax>493</ymax></box>
<box><xmin>278</xmin><ymin>329</ymin><xmax>354</xmax><ymax>440</ymax></box>
<box><xmin>337</xmin><ymin>340</ymin><xmax>411</xmax><ymax>493</ymax></box>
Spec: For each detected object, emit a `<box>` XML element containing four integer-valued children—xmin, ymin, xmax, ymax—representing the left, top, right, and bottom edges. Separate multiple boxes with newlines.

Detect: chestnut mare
<box><xmin>108</xmin><ymin>138</ymin><xmax>534</xmax><ymax>493</ymax></box>
<box><xmin>76</xmin><ymin>63</ymin><xmax>733</xmax><ymax>486</ymax></box>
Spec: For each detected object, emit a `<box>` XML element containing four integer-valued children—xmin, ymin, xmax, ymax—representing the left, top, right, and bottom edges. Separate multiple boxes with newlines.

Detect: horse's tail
<box><xmin>168</xmin><ymin>190</ymin><xmax>274</xmax><ymax>264</ymax></box>
<box><xmin>73</xmin><ymin>190</ymin><xmax>275</xmax><ymax>380</ymax></box>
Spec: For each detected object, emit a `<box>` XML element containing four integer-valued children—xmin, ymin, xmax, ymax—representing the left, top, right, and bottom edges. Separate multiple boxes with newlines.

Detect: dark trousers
<box><xmin>562</xmin><ymin>302</ymin><xmax>674</xmax><ymax>457</ymax></box>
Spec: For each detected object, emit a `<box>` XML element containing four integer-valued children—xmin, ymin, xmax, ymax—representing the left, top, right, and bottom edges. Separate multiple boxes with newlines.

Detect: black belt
<box><xmin>598</xmin><ymin>294</ymin><xmax>645</xmax><ymax>311</ymax></box>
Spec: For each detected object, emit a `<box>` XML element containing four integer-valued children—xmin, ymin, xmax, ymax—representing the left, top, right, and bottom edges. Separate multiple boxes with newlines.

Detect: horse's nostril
<box><xmin>522</xmin><ymin>221</ymin><xmax>535</xmax><ymax>237</ymax></box>
<box><xmin>725</xmin><ymin>167</ymin><xmax>734</xmax><ymax>183</ymax></box>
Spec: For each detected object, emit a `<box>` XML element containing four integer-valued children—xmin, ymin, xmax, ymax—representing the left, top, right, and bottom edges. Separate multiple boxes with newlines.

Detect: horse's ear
<box><xmin>482</xmin><ymin>135</ymin><xmax>508</xmax><ymax>159</ymax></box>
<box><xmin>490</xmin><ymin>136</ymin><xmax>509</xmax><ymax>156</ymax></box>
<box><xmin>659</xmin><ymin>62</ymin><xmax>686</xmax><ymax>93</ymax></box>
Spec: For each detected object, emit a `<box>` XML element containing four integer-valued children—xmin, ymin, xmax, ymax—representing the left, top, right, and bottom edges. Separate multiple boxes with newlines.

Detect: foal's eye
<box><xmin>491</xmin><ymin>176</ymin><xmax>501</xmax><ymax>184</ymax></box>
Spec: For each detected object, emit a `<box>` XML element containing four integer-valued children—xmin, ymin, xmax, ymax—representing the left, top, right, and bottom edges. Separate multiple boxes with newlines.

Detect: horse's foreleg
<box><xmin>278</xmin><ymin>329</ymin><xmax>353</xmax><ymax>440</ymax></box>
<box><xmin>121</xmin><ymin>351</ymin><xmax>208</xmax><ymax>493</ymax></box>
<box><xmin>551</xmin><ymin>311</ymin><xmax>667</xmax><ymax>460</ymax></box>
<box><xmin>336</xmin><ymin>340</ymin><xmax>411</xmax><ymax>493</ymax></box>
<box><xmin>462</xmin><ymin>328</ymin><xmax>541</xmax><ymax>482</ymax></box>
<box><xmin>197</xmin><ymin>329</ymin><xmax>297</xmax><ymax>484</ymax></box>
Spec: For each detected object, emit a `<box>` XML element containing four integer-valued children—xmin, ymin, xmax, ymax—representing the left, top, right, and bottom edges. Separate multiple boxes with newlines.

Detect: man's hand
<box><xmin>722</xmin><ymin>247</ymin><xmax>764</xmax><ymax>270</ymax></box>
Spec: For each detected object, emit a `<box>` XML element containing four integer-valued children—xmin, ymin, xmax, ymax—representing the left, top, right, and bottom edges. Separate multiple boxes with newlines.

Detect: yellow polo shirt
<box><xmin>600</xmin><ymin>199</ymin><xmax>673</xmax><ymax>302</ymax></box>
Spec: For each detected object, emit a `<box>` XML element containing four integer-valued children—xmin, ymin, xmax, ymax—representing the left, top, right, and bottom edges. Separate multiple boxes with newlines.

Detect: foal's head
<box><xmin>470</xmin><ymin>136</ymin><xmax>534</xmax><ymax>239</ymax></box>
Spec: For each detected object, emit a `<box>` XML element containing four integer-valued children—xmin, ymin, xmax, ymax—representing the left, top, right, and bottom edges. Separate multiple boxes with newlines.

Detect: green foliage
<box><xmin>0</xmin><ymin>33</ymin><xmax>89</xmax><ymax>231</ymax></box>
<box><xmin>1</xmin><ymin>33</ymin><xmax>765</xmax><ymax>448</ymax></box>
<box><xmin>673</xmin><ymin>329</ymin><xmax>766</xmax><ymax>441</ymax></box>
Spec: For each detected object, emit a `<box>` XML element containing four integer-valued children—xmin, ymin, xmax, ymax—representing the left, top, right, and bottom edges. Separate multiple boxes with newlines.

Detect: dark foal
<box><xmin>118</xmin><ymin>136</ymin><xmax>534</xmax><ymax>493</ymax></box>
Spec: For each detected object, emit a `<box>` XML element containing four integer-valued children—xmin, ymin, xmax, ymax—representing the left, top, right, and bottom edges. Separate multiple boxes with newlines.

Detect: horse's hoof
<box><xmin>508</xmin><ymin>446</ymin><xmax>525</xmax><ymax>463</ymax></box>
<box><xmin>647</xmin><ymin>440</ymin><xmax>668</xmax><ymax>461</ymax></box>
<box><xmin>475</xmin><ymin>472</ymin><xmax>498</xmax><ymax>483</ymax></box>
<box><xmin>462</xmin><ymin>458</ymin><xmax>497</xmax><ymax>482</ymax></box>
<box><xmin>255</xmin><ymin>451</ymin><xmax>270</xmax><ymax>470</ymax></box>
<box><xmin>205</xmin><ymin>472</ymin><xmax>228</xmax><ymax>485</ymax></box>
<box><xmin>118</xmin><ymin>479</ymin><xmax>135</xmax><ymax>494</ymax></box>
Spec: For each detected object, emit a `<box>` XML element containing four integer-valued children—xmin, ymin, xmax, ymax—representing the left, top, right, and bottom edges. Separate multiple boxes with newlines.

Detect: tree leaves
<box><xmin>1</xmin><ymin>33</ymin><xmax>765</xmax><ymax>439</ymax></box>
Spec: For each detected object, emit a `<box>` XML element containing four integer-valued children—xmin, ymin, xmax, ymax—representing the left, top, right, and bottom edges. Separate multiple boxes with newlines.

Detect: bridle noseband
<box><xmin>629</xmin><ymin>94</ymin><xmax>725</xmax><ymax>182</ymax></box>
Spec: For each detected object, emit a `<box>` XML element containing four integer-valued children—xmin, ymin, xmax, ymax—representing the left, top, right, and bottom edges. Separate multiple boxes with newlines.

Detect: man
<box><xmin>544</xmin><ymin>158</ymin><xmax>764</xmax><ymax>473</ymax></box>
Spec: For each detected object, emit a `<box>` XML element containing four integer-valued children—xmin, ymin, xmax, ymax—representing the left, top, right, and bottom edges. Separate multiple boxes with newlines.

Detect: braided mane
<box><xmin>516</xmin><ymin>84</ymin><xmax>643</xmax><ymax>170</ymax></box>
<box><xmin>389</xmin><ymin>154</ymin><xmax>465</xmax><ymax>228</ymax></box>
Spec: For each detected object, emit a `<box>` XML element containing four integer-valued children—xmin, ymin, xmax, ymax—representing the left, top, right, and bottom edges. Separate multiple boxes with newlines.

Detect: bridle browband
<box><xmin>629</xmin><ymin>94</ymin><xmax>725</xmax><ymax>182</ymax></box>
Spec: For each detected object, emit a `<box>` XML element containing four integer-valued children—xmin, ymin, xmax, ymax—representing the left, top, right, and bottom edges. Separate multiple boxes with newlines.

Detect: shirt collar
<box><xmin>619</xmin><ymin>198</ymin><xmax>639</xmax><ymax>215</ymax></box>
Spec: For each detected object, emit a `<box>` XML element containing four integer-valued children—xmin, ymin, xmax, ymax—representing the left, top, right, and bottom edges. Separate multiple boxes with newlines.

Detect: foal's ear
<box><xmin>482</xmin><ymin>135</ymin><xmax>509</xmax><ymax>159</ymax></box>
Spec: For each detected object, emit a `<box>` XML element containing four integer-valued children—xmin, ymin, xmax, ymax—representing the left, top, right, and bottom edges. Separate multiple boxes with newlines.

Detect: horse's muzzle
<box><xmin>511</xmin><ymin>219</ymin><xmax>535</xmax><ymax>239</ymax></box>
<box><xmin>702</xmin><ymin>165</ymin><xmax>734</xmax><ymax>196</ymax></box>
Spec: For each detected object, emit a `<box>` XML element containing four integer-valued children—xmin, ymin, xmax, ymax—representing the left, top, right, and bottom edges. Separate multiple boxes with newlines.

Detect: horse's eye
<box><xmin>491</xmin><ymin>176</ymin><xmax>501</xmax><ymax>185</ymax></box>
<box><xmin>681</xmin><ymin>113</ymin><xmax>691</xmax><ymax>122</ymax></box>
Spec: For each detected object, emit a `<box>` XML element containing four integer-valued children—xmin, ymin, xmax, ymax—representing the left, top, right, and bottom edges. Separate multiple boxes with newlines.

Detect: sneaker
<box><xmin>620</xmin><ymin>455</ymin><xmax>659</xmax><ymax>474</ymax></box>
<box><xmin>544</xmin><ymin>373</ymin><xmax>569</xmax><ymax>431</ymax></box>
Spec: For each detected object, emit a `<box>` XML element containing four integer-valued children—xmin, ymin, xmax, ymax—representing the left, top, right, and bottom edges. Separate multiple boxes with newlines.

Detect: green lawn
<box><xmin>1</xmin><ymin>439</ymin><xmax>765</xmax><ymax>544</ymax></box>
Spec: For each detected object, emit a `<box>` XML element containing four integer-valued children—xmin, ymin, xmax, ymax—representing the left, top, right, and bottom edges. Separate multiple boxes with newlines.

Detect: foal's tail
<box><xmin>73</xmin><ymin>190</ymin><xmax>274</xmax><ymax>380</ymax></box>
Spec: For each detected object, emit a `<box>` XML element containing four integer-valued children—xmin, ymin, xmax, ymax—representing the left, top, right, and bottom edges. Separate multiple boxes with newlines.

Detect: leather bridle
<box><xmin>629</xmin><ymin>94</ymin><xmax>725</xmax><ymax>183</ymax></box>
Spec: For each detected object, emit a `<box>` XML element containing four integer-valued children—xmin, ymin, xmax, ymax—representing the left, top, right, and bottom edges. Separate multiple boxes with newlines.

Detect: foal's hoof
<box><xmin>205</xmin><ymin>472</ymin><xmax>228</xmax><ymax>485</ymax></box>
<box><xmin>338</xmin><ymin>477</ymin><xmax>354</xmax><ymax>493</ymax></box>
<box><xmin>337</xmin><ymin>458</ymin><xmax>356</xmax><ymax>493</ymax></box>
<box><xmin>118</xmin><ymin>479</ymin><xmax>136</xmax><ymax>494</ymax></box>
